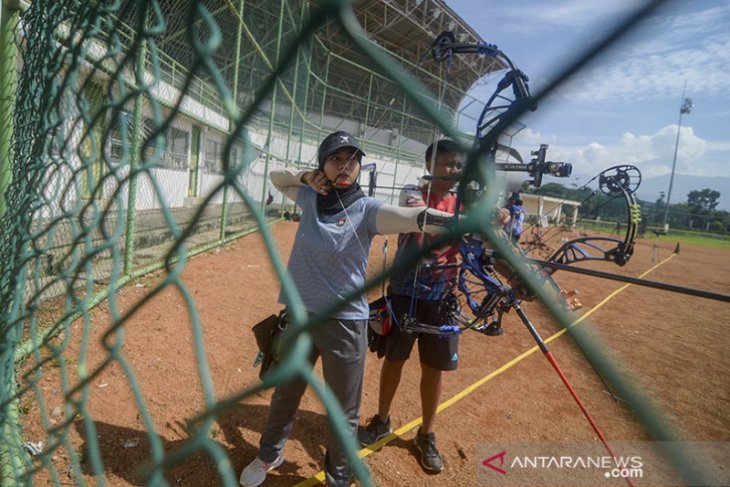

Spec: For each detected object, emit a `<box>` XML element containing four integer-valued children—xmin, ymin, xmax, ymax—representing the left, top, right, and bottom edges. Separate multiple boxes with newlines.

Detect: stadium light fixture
<box><xmin>661</xmin><ymin>90</ymin><xmax>693</xmax><ymax>233</ymax></box>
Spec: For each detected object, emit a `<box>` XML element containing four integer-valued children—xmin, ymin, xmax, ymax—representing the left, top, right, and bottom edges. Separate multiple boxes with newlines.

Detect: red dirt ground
<box><xmin>19</xmin><ymin>222</ymin><xmax>730</xmax><ymax>486</ymax></box>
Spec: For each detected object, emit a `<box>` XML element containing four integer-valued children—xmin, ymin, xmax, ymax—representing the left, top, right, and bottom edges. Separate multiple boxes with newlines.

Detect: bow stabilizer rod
<box><xmin>533</xmin><ymin>259</ymin><xmax>730</xmax><ymax>303</ymax></box>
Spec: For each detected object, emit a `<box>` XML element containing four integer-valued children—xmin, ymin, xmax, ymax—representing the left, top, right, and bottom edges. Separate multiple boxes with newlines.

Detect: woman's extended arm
<box><xmin>375</xmin><ymin>204</ymin><xmax>454</xmax><ymax>235</ymax></box>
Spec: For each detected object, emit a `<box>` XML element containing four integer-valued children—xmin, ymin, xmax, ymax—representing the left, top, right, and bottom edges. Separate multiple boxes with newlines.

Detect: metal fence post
<box><xmin>0</xmin><ymin>0</ymin><xmax>19</xmax><ymax>220</ymax></box>
<box><xmin>0</xmin><ymin>2</ymin><xmax>28</xmax><ymax>486</ymax></box>
<box><xmin>219</xmin><ymin>0</ymin><xmax>245</xmax><ymax>240</ymax></box>
<box><xmin>124</xmin><ymin>35</ymin><xmax>147</xmax><ymax>275</ymax></box>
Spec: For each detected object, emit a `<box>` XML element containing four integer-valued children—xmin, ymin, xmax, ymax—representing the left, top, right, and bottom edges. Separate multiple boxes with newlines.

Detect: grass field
<box><xmin>643</xmin><ymin>232</ymin><xmax>730</xmax><ymax>250</ymax></box>
<box><xmin>566</xmin><ymin>220</ymin><xmax>730</xmax><ymax>250</ymax></box>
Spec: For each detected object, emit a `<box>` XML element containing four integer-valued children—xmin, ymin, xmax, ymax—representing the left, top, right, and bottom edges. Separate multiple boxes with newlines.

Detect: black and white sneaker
<box><xmin>357</xmin><ymin>414</ymin><xmax>392</xmax><ymax>446</ymax></box>
<box><xmin>414</xmin><ymin>427</ymin><xmax>444</xmax><ymax>472</ymax></box>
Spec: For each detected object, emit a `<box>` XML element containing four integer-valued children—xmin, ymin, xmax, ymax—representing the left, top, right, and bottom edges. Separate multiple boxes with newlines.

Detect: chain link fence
<box><xmin>0</xmin><ymin>0</ymin><xmax>711</xmax><ymax>486</ymax></box>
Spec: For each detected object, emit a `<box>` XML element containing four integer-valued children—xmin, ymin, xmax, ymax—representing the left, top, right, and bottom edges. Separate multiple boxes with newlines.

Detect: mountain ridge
<box><xmin>635</xmin><ymin>173</ymin><xmax>730</xmax><ymax>211</ymax></box>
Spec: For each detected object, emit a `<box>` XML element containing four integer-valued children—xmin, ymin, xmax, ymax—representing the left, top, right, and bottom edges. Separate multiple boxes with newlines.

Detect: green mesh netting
<box><xmin>0</xmin><ymin>0</ymin><xmax>714</xmax><ymax>486</ymax></box>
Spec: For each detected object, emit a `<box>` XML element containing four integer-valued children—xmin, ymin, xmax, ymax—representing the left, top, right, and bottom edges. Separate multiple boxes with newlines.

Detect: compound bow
<box><xmin>391</xmin><ymin>32</ymin><xmax>584</xmax><ymax>336</ymax></box>
<box><xmin>390</xmin><ymin>32</ymin><xmax>729</xmax><ymax>336</ymax></box>
<box><xmin>371</xmin><ymin>34</ymin><xmax>644</xmax><ymax>485</ymax></box>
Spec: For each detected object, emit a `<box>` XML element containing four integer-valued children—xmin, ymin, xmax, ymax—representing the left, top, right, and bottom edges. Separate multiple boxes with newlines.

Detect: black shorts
<box><xmin>383</xmin><ymin>294</ymin><xmax>459</xmax><ymax>371</ymax></box>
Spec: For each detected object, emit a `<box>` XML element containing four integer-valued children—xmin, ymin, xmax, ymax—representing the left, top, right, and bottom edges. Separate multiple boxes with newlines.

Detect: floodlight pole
<box><xmin>662</xmin><ymin>86</ymin><xmax>693</xmax><ymax>233</ymax></box>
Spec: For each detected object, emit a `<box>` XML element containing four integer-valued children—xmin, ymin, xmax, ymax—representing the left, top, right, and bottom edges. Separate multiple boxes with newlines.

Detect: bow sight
<box><xmin>495</xmin><ymin>143</ymin><xmax>572</xmax><ymax>188</ymax></box>
<box><xmin>422</xmin><ymin>143</ymin><xmax>571</xmax><ymax>190</ymax></box>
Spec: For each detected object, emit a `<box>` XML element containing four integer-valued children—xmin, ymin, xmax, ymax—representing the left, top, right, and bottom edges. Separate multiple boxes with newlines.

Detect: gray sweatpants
<box><xmin>258</xmin><ymin>317</ymin><xmax>368</xmax><ymax>486</ymax></box>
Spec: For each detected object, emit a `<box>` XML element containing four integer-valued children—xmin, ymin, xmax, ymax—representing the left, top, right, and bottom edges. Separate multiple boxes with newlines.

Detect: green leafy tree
<box><xmin>715</xmin><ymin>210</ymin><xmax>730</xmax><ymax>233</ymax></box>
<box><xmin>530</xmin><ymin>182</ymin><xmax>573</xmax><ymax>199</ymax></box>
<box><xmin>669</xmin><ymin>202</ymin><xmax>690</xmax><ymax>229</ymax></box>
<box><xmin>687</xmin><ymin>188</ymin><xmax>721</xmax><ymax>229</ymax></box>
<box><xmin>687</xmin><ymin>188</ymin><xmax>720</xmax><ymax>214</ymax></box>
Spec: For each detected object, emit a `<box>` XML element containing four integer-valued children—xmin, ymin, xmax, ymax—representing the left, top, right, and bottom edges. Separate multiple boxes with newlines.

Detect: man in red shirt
<box><xmin>359</xmin><ymin>139</ymin><xmax>462</xmax><ymax>472</ymax></box>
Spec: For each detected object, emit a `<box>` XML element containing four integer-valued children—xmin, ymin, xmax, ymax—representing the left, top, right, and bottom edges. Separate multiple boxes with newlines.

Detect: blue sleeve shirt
<box><xmin>505</xmin><ymin>204</ymin><xmax>526</xmax><ymax>236</ymax></box>
<box><xmin>278</xmin><ymin>187</ymin><xmax>384</xmax><ymax>319</ymax></box>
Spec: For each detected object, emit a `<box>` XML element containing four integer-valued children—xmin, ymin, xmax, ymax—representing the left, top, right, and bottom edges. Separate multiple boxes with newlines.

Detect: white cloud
<box><xmin>480</xmin><ymin>0</ymin><xmax>637</xmax><ymax>34</ymax></box>
<box><xmin>512</xmin><ymin>124</ymin><xmax>711</xmax><ymax>181</ymax></box>
<box><xmin>707</xmin><ymin>140</ymin><xmax>730</xmax><ymax>152</ymax></box>
<box><xmin>556</xmin><ymin>5</ymin><xmax>730</xmax><ymax>102</ymax></box>
<box><xmin>506</xmin><ymin>127</ymin><xmax>552</xmax><ymax>146</ymax></box>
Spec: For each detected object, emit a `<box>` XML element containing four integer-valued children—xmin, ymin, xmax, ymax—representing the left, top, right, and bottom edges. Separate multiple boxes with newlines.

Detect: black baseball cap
<box><xmin>318</xmin><ymin>131</ymin><xmax>365</xmax><ymax>169</ymax></box>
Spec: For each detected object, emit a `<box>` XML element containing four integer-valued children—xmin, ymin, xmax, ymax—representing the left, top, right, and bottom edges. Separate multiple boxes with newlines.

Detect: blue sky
<box><xmin>446</xmin><ymin>0</ymin><xmax>730</xmax><ymax>207</ymax></box>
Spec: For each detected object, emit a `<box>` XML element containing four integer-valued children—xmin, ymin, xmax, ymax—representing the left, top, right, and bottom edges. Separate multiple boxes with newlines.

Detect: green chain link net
<box><xmin>0</xmin><ymin>0</ymin><xmax>712</xmax><ymax>485</ymax></box>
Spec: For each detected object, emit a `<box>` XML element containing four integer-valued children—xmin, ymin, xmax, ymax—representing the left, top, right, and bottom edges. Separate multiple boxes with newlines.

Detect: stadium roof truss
<box><xmin>99</xmin><ymin>0</ymin><xmax>505</xmax><ymax>146</ymax></box>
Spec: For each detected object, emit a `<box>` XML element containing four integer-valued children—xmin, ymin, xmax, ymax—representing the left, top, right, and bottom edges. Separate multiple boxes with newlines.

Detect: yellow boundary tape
<box><xmin>295</xmin><ymin>253</ymin><xmax>678</xmax><ymax>486</ymax></box>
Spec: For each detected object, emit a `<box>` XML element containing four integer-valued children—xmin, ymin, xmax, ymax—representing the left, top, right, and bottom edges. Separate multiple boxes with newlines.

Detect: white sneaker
<box><xmin>239</xmin><ymin>455</ymin><xmax>284</xmax><ymax>487</ymax></box>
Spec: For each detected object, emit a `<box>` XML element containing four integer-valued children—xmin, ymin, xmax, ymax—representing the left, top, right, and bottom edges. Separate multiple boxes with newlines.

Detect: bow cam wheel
<box><xmin>599</xmin><ymin>165</ymin><xmax>641</xmax><ymax>195</ymax></box>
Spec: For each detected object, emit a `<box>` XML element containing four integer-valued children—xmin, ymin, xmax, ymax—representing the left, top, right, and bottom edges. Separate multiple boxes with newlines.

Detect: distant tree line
<box><xmin>523</xmin><ymin>184</ymin><xmax>729</xmax><ymax>234</ymax></box>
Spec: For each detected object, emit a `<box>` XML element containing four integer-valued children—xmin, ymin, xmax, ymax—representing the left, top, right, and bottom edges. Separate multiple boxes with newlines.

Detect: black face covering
<box><xmin>316</xmin><ymin>182</ymin><xmax>365</xmax><ymax>215</ymax></box>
